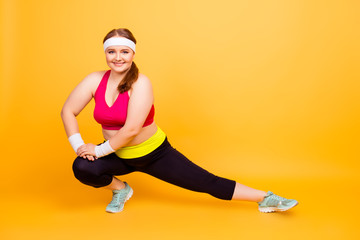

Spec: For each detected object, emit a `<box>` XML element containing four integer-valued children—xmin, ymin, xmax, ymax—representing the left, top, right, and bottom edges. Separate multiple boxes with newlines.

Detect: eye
<box><xmin>108</xmin><ymin>50</ymin><xmax>115</xmax><ymax>54</ymax></box>
<box><xmin>122</xmin><ymin>51</ymin><xmax>129</xmax><ymax>54</ymax></box>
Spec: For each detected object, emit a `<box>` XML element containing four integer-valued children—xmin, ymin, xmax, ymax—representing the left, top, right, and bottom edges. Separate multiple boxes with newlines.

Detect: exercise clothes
<box><xmin>73</xmin><ymin>70</ymin><xmax>236</xmax><ymax>200</ymax></box>
<box><xmin>115</xmin><ymin>126</ymin><xmax>166</xmax><ymax>159</ymax></box>
<box><xmin>93</xmin><ymin>70</ymin><xmax>155</xmax><ymax>130</ymax></box>
<box><xmin>73</xmin><ymin>137</ymin><xmax>236</xmax><ymax>200</ymax></box>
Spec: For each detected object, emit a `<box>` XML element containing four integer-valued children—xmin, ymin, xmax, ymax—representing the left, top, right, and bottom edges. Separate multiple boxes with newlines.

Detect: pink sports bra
<box><xmin>93</xmin><ymin>70</ymin><xmax>155</xmax><ymax>130</ymax></box>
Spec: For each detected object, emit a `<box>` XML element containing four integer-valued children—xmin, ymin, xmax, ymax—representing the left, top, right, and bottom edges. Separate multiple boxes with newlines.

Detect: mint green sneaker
<box><xmin>106</xmin><ymin>182</ymin><xmax>133</xmax><ymax>213</ymax></box>
<box><xmin>258</xmin><ymin>191</ymin><xmax>298</xmax><ymax>213</ymax></box>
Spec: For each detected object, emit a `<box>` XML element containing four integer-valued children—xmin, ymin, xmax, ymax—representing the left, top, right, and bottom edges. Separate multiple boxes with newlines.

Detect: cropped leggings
<box><xmin>72</xmin><ymin>138</ymin><xmax>236</xmax><ymax>200</ymax></box>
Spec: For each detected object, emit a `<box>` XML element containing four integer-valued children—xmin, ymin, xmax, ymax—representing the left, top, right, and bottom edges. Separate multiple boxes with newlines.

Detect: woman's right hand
<box><xmin>77</xmin><ymin>143</ymin><xmax>97</xmax><ymax>161</ymax></box>
<box><xmin>84</xmin><ymin>155</ymin><xmax>96</xmax><ymax>161</ymax></box>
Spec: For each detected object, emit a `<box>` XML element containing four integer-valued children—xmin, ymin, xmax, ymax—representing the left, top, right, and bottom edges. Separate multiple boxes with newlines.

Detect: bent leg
<box><xmin>72</xmin><ymin>153</ymin><xmax>133</xmax><ymax>188</ymax></box>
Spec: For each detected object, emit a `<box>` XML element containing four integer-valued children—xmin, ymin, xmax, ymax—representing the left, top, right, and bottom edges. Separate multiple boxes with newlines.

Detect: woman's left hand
<box><xmin>77</xmin><ymin>143</ymin><xmax>97</xmax><ymax>161</ymax></box>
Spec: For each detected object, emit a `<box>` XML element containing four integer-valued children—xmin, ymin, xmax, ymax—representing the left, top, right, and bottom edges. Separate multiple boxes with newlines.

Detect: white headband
<box><xmin>103</xmin><ymin>37</ymin><xmax>136</xmax><ymax>52</ymax></box>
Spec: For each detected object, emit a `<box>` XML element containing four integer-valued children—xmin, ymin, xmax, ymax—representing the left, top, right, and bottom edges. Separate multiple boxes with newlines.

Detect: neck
<box><xmin>108</xmin><ymin>69</ymin><xmax>128</xmax><ymax>84</ymax></box>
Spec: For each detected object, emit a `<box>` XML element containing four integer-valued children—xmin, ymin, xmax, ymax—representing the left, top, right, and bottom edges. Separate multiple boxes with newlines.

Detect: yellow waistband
<box><xmin>115</xmin><ymin>126</ymin><xmax>166</xmax><ymax>159</ymax></box>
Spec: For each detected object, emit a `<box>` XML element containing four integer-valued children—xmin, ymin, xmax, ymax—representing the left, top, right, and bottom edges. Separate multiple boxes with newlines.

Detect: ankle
<box><xmin>257</xmin><ymin>191</ymin><xmax>268</xmax><ymax>203</ymax></box>
<box><xmin>106</xmin><ymin>181</ymin><xmax>126</xmax><ymax>191</ymax></box>
<box><xmin>114</xmin><ymin>182</ymin><xmax>126</xmax><ymax>191</ymax></box>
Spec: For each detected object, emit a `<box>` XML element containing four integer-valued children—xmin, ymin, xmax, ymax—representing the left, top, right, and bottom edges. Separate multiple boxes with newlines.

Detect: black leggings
<box><xmin>72</xmin><ymin>138</ymin><xmax>236</xmax><ymax>200</ymax></box>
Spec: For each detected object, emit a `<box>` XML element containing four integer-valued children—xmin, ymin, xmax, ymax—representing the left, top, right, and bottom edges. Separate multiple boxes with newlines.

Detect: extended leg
<box><xmin>140</xmin><ymin>142</ymin><xmax>236</xmax><ymax>200</ymax></box>
<box><xmin>137</xmin><ymin>140</ymin><xmax>268</xmax><ymax>202</ymax></box>
<box><xmin>232</xmin><ymin>182</ymin><xmax>267</xmax><ymax>202</ymax></box>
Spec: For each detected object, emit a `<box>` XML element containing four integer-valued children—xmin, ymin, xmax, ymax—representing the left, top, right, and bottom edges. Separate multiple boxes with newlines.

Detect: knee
<box><xmin>72</xmin><ymin>157</ymin><xmax>96</xmax><ymax>181</ymax></box>
<box><xmin>72</xmin><ymin>157</ymin><xmax>112</xmax><ymax>188</ymax></box>
<box><xmin>73</xmin><ymin>157</ymin><xmax>87</xmax><ymax>172</ymax></box>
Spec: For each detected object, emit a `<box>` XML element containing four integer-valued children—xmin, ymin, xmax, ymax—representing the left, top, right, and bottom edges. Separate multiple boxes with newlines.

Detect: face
<box><xmin>105</xmin><ymin>40</ymin><xmax>135</xmax><ymax>73</ymax></box>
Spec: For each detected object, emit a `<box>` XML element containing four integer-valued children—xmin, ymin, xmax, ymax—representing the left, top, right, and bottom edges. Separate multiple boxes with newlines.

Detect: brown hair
<box><xmin>103</xmin><ymin>28</ymin><xmax>139</xmax><ymax>93</ymax></box>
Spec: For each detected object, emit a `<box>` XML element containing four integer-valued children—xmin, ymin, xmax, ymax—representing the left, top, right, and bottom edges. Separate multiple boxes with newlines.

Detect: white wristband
<box><xmin>95</xmin><ymin>140</ymin><xmax>115</xmax><ymax>158</ymax></box>
<box><xmin>68</xmin><ymin>133</ymin><xmax>85</xmax><ymax>153</ymax></box>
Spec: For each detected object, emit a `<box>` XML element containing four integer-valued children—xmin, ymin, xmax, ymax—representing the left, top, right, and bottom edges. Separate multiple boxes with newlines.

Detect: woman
<box><xmin>61</xmin><ymin>28</ymin><xmax>298</xmax><ymax>213</ymax></box>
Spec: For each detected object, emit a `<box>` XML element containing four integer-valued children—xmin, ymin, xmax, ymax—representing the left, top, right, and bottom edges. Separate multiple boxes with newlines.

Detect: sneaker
<box><xmin>106</xmin><ymin>182</ymin><xmax>133</xmax><ymax>213</ymax></box>
<box><xmin>258</xmin><ymin>191</ymin><xmax>298</xmax><ymax>213</ymax></box>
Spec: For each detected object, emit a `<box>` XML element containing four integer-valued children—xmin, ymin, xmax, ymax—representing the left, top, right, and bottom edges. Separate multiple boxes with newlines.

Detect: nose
<box><xmin>115</xmin><ymin>51</ymin><xmax>122</xmax><ymax>61</ymax></box>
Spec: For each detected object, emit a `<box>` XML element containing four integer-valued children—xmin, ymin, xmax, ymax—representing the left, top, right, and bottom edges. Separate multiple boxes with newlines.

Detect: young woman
<box><xmin>61</xmin><ymin>28</ymin><xmax>298</xmax><ymax>213</ymax></box>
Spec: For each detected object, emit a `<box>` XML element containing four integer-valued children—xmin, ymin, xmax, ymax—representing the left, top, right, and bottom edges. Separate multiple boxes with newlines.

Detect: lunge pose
<box><xmin>61</xmin><ymin>28</ymin><xmax>298</xmax><ymax>213</ymax></box>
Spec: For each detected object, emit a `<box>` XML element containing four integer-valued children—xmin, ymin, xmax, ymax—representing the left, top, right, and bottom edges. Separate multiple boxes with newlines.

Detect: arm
<box><xmin>110</xmin><ymin>74</ymin><xmax>154</xmax><ymax>149</ymax></box>
<box><xmin>77</xmin><ymin>74</ymin><xmax>154</xmax><ymax>157</ymax></box>
<box><xmin>61</xmin><ymin>72</ymin><xmax>101</xmax><ymax>157</ymax></box>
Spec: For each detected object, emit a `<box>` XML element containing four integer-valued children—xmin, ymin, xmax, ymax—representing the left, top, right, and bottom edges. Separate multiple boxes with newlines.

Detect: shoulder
<box><xmin>129</xmin><ymin>73</ymin><xmax>153</xmax><ymax>98</ymax></box>
<box><xmin>78</xmin><ymin>70</ymin><xmax>107</xmax><ymax>92</ymax></box>
<box><xmin>82</xmin><ymin>70</ymin><xmax>107</xmax><ymax>84</ymax></box>
<box><xmin>133</xmin><ymin>73</ymin><xmax>152</xmax><ymax>88</ymax></box>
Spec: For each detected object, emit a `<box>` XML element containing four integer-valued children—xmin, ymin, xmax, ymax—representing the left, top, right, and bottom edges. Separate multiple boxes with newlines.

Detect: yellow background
<box><xmin>1</xmin><ymin>0</ymin><xmax>359</xmax><ymax>239</ymax></box>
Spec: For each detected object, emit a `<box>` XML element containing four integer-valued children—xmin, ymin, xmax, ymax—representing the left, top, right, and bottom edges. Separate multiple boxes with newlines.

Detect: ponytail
<box><xmin>117</xmin><ymin>61</ymin><xmax>139</xmax><ymax>93</ymax></box>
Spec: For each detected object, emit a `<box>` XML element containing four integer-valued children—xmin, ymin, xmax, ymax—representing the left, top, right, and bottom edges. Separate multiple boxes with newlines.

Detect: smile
<box><xmin>113</xmin><ymin>62</ymin><xmax>125</xmax><ymax>66</ymax></box>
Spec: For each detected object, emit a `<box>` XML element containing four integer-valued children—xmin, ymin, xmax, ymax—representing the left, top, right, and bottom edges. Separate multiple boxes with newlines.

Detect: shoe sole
<box><xmin>259</xmin><ymin>201</ymin><xmax>298</xmax><ymax>213</ymax></box>
<box><xmin>106</xmin><ymin>188</ymin><xmax>134</xmax><ymax>213</ymax></box>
